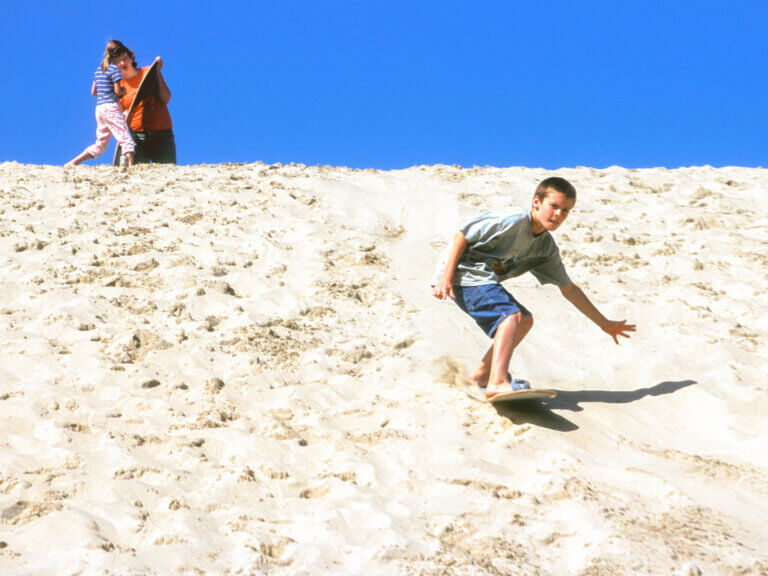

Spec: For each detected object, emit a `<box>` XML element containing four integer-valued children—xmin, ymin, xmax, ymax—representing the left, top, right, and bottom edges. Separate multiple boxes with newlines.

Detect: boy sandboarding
<box><xmin>432</xmin><ymin>177</ymin><xmax>635</xmax><ymax>401</ymax></box>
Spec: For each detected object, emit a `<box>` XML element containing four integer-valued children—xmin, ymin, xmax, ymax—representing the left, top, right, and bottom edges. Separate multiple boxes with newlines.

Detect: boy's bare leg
<box><xmin>485</xmin><ymin>314</ymin><xmax>520</xmax><ymax>394</ymax></box>
<box><xmin>486</xmin><ymin>315</ymin><xmax>534</xmax><ymax>396</ymax></box>
<box><xmin>471</xmin><ymin>347</ymin><xmax>495</xmax><ymax>387</ymax></box>
<box><xmin>472</xmin><ymin>314</ymin><xmax>533</xmax><ymax>387</ymax></box>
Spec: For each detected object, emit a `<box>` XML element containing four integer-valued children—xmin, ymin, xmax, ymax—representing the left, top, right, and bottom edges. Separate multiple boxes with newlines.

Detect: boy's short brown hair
<box><xmin>534</xmin><ymin>177</ymin><xmax>576</xmax><ymax>202</ymax></box>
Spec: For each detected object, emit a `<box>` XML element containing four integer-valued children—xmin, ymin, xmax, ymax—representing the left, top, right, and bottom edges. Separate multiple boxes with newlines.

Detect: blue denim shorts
<box><xmin>454</xmin><ymin>284</ymin><xmax>531</xmax><ymax>338</ymax></box>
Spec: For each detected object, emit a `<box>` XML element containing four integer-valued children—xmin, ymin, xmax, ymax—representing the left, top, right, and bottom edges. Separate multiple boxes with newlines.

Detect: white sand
<box><xmin>1</xmin><ymin>162</ymin><xmax>766</xmax><ymax>575</ymax></box>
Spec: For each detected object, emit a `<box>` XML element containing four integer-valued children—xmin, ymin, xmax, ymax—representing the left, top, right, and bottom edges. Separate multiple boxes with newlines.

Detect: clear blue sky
<box><xmin>2</xmin><ymin>1</ymin><xmax>766</xmax><ymax>168</ymax></box>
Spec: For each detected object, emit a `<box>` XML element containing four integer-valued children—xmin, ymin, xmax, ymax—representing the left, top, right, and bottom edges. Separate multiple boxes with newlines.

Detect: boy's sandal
<box><xmin>510</xmin><ymin>378</ymin><xmax>531</xmax><ymax>391</ymax></box>
<box><xmin>479</xmin><ymin>376</ymin><xmax>531</xmax><ymax>395</ymax></box>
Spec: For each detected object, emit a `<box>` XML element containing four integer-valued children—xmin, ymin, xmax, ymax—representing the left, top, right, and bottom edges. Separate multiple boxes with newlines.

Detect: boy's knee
<box><xmin>521</xmin><ymin>314</ymin><xmax>534</xmax><ymax>329</ymax></box>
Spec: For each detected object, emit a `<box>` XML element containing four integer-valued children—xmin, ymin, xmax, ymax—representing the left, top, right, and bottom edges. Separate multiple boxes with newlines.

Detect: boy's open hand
<box><xmin>602</xmin><ymin>320</ymin><xmax>636</xmax><ymax>344</ymax></box>
<box><xmin>433</xmin><ymin>279</ymin><xmax>456</xmax><ymax>300</ymax></box>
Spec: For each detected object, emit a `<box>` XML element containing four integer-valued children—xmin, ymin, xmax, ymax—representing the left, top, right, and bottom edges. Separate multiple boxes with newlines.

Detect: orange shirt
<box><xmin>119</xmin><ymin>66</ymin><xmax>173</xmax><ymax>132</ymax></box>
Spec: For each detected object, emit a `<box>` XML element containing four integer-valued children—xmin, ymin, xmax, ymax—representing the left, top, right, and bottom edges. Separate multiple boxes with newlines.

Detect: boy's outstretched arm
<box><xmin>559</xmin><ymin>283</ymin><xmax>636</xmax><ymax>344</ymax></box>
<box><xmin>433</xmin><ymin>231</ymin><xmax>468</xmax><ymax>300</ymax></box>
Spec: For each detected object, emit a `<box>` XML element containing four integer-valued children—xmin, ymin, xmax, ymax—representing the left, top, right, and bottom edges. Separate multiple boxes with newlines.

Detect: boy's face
<box><xmin>532</xmin><ymin>190</ymin><xmax>575</xmax><ymax>232</ymax></box>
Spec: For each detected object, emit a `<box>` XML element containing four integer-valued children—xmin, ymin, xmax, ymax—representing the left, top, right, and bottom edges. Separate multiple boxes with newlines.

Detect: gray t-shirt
<box><xmin>433</xmin><ymin>210</ymin><xmax>571</xmax><ymax>287</ymax></box>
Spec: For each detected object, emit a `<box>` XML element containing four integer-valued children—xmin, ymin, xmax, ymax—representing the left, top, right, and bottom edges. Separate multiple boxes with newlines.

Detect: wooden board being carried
<box><xmin>113</xmin><ymin>59</ymin><xmax>159</xmax><ymax>166</ymax></box>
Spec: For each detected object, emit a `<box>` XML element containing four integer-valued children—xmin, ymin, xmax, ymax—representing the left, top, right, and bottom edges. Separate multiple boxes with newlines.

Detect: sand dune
<box><xmin>1</xmin><ymin>162</ymin><xmax>766</xmax><ymax>575</ymax></box>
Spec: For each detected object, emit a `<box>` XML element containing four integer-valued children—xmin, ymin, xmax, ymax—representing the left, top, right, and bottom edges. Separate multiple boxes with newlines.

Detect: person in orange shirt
<box><xmin>112</xmin><ymin>40</ymin><xmax>177</xmax><ymax>164</ymax></box>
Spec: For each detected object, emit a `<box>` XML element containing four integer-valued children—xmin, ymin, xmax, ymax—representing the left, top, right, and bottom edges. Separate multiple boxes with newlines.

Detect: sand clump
<box><xmin>1</xmin><ymin>161</ymin><xmax>767</xmax><ymax>575</ymax></box>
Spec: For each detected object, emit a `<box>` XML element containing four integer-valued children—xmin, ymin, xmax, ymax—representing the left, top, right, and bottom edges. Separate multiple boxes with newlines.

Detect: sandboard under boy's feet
<box><xmin>480</xmin><ymin>377</ymin><xmax>556</xmax><ymax>402</ymax></box>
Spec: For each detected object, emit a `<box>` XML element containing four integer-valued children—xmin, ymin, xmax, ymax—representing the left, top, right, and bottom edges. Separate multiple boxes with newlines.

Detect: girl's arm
<box><xmin>117</xmin><ymin>82</ymin><xmax>131</xmax><ymax>117</ymax></box>
<box><xmin>433</xmin><ymin>231</ymin><xmax>468</xmax><ymax>300</ymax></box>
<box><xmin>91</xmin><ymin>82</ymin><xmax>97</xmax><ymax>97</ymax></box>
<box><xmin>154</xmin><ymin>57</ymin><xmax>172</xmax><ymax>104</ymax></box>
<box><xmin>113</xmin><ymin>82</ymin><xmax>126</xmax><ymax>98</ymax></box>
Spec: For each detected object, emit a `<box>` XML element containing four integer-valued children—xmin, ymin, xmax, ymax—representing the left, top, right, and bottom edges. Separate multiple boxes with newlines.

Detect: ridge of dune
<box><xmin>1</xmin><ymin>161</ymin><xmax>766</xmax><ymax>575</ymax></box>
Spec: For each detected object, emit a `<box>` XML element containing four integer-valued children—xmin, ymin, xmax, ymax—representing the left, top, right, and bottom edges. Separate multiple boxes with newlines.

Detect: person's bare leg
<box><xmin>474</xmin><ymin>314</ymin><xmax>533</xmax><ymax>388</ymax></box>
<box><xmin>65</xmin><ymin>151</ymin><xmax>94</xmax><ymax>166</ymax></box>
<box><xmin>485</xmin><ymin>314</ymin><xmax>520</xmax><ymax>395</ymax></box>
<box><xmin>471</xmin><ymin>346</ymin><xmax>494</xmax><ymax>387</ymax></box>
<box><xmin>485</xmin><ymin>314</ymin><xmax>534</xmax><ymax>397</ymax></box>
<box><xmin>125</xmin><ymin>151</ymin><xmax>135</xmax><ymax>167</ymax></box>
<box><xmin>512</xmin><ymin>314</ymin><xmax>533</xmax><ymax>352</ymax></box>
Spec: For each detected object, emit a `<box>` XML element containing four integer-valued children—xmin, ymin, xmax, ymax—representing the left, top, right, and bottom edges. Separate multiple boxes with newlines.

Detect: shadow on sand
<box><xmin>492</xmin><ymin>379</ymin><xmax>697</xmax><ymax>432</ymax></box>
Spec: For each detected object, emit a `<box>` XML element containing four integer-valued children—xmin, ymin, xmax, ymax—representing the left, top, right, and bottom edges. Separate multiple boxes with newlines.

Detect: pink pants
<box><xmin>84</xmin><ymin>103</ymin><xmax>135</xmax><ymax>158</ymax></box>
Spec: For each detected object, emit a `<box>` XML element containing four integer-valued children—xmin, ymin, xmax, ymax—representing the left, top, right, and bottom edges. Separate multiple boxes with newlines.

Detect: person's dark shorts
<box><xmin>454</xmin><ymin>284</ymin><xmax>531</xmax><ymax>338</ymax></box>
<box><xmin>132</xmin><ymin>130</ymin><xmax>177</xmax><ymax>164</ymax></box>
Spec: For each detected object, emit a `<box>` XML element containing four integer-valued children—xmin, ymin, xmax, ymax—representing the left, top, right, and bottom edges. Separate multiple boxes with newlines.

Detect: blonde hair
<box><xmin>100</xmin><ymin>39</ymin><xmax>132</xmax><ymax>72</ymax></box>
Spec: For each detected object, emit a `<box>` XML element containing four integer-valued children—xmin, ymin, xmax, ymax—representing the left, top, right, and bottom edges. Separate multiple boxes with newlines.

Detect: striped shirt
<box><xmin>94</xmin><ymin>64</ymin><xmax>123</xmax><ymax>105</ymax></box>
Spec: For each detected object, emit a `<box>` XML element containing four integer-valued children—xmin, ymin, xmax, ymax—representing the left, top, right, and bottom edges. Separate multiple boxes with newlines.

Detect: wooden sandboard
<box><xmin>113</xmin><ymin>59</ymin><xmax>159</xmax><ymax>165</ymax></box>
<box><xmin>488</xmin><ymin>389</ymin><xmax>557</xmax><ymax>403</ymax></box>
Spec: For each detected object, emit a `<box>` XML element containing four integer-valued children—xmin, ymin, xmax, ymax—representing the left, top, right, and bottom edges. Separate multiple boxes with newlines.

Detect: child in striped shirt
<box><xmin>66</xmin><ymin>41</ymin><xmax>136</xmax><ymax>167</ymax></box>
